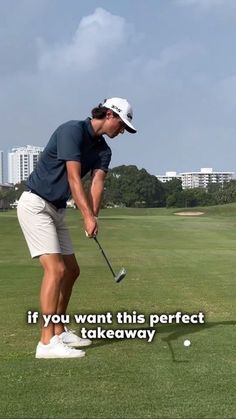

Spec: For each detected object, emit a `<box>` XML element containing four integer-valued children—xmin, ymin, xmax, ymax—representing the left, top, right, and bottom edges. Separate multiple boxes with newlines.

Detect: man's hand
<box><xmin>84</xmin><ymin>214</ymin><xmax>98</xmax><ymax>238</ymax></box>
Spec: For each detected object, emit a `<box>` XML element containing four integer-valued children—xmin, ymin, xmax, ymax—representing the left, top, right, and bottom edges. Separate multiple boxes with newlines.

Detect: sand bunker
<box><xmin>174</xmin><ymin>211</ymin><xmax>204</xmax><ymax>216</ymax></box>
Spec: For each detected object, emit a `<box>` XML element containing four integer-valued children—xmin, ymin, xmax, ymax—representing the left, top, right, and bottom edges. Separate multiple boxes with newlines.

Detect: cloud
<box><xmin>1</xmin><ymin>4</ymin><xmax>236</xmax><ymax>178</ymax></box>
<box><xmin>38</xmin><ymin>8</ymin><xmax>129</xmax><ymax>73</ymax></box>
<box><xmin>0</xmin><ymin>8</ymin><xmax>139</xmax><ymax>168</ymax></box>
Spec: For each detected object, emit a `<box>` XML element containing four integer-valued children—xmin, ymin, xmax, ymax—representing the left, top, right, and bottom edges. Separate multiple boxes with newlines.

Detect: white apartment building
<box><xmin>0</xmin><ymin>151</ymin><xmax>3</xmax><ymax>184</ymax></box>
<box><xmin>8</xmin><ymin>145</ymin><xmax>44</xmax><ymax>184</ymax></box>
<box><xmin>180</xmin><ymin>168</ymin><xmax>234</xmax><ymax>189</ymax></box>
<box><xmin>156</xmin><ymin>171</ymin><xmax>181</xmax><ymax>183</ymax></box>
<box><xmin>157</xmin><ymin>168</ymin><xmax>234</xmax><ymax>189</ymax></box>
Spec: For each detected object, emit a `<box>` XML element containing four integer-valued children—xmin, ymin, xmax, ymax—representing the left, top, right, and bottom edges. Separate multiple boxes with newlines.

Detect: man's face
<box><xmin>105</xmin><ymin>111</ymin><xmax>126</xmax><ymax>138</ymax></box>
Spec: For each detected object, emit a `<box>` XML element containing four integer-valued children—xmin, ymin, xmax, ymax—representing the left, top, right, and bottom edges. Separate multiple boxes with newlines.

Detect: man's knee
<box><xmin>40</xmin><ymin>255</ymin><xmax>66</xmax><ymax>282</ymax></box>
<box><xmin>69</xmin><ymin>264</ymin><xmax>80</xmax><ymax>282</ymax></box>
<box><xmin>50</xmin><ymin>262</ymin><xmax>66</xmax><ymax>282</ymax></box>
<box><xmin>64</xmin><ymin>263</ymin><xmax>80</xmax><ymax>284</ymax></box>
<box><xmin>63</xmin><ymin>255</ymin><xmax>80</xmax><ymax>283</ymax></box>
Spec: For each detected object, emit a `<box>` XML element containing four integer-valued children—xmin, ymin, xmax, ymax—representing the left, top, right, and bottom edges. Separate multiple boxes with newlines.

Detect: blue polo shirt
<box><xmin>27</xmin><ymin>118</ymin><xmax>112</xmax><ymax>208</ymax></box>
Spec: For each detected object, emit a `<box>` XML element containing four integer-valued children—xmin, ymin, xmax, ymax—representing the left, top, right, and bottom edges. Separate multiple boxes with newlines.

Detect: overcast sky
<box><xmin>1</xmin><ymin>0</ymin><xmax>236</xmax><ymax>180</ymax></box>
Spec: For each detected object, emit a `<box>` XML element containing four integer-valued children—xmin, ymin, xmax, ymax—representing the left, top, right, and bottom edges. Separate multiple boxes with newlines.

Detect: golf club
<box><xmin>93</xmin><ymin>236</ymin><xmax>126</xmax><ymax>283</ymax></box>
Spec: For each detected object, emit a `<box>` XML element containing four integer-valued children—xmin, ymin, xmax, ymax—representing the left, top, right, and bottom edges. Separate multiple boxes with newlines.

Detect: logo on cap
<box><xmin>111</xmin><ymin>105</ymin><xmax>122</xmax><ymax>113</ymax></box>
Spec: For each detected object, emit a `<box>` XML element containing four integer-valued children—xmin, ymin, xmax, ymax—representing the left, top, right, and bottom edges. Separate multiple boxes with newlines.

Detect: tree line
<box><xmin>1</xmin><ymin>165</ymin><xmax>236</xmax><ymax>209</ymax></box>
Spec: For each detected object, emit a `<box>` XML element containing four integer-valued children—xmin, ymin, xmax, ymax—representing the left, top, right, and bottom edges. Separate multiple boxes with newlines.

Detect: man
<box><xmin>17</xmin><ymin>97</ymin><xmax>137</xmax><ymax>359</ymax></box>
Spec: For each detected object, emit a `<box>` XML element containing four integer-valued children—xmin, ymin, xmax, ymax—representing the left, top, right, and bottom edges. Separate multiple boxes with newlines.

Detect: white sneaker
<box><xmin>35</xmin><ymin>335</ymin><xmax>86</xmax><ymax>359</ymax></box>
<box><xmin>59</xmin><ymin>328</ymin><xmax>92</xmax><ymax>348</ymax></box>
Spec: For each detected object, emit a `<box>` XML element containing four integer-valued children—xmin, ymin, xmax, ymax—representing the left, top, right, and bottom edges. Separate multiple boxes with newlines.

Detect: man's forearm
<box><xmin>66</xmin><ymin>161</ymin><xmax>97</xmax><ymax>237</ymax></box>
<box><xmin>88</xmin><ymin>179</ymin><xmax>104</xmax><ymax>216</ymax></box>
<box><xmin>69</xmin><ymin>177</ymin><xmax>94</xmax><ymax>218</ymax></box>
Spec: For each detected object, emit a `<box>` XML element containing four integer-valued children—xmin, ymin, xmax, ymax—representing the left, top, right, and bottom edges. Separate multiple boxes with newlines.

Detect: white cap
<box><xmin>103</xmin><ymin>97</ymin><xmax>137</xmax><ymax>134</ymax></box>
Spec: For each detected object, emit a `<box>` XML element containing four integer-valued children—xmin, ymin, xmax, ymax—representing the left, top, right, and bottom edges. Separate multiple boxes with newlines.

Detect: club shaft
<box><xmin>94</xmin><ymin>237</ymin><xmax>116</xmax><ymax>277</ymax></box>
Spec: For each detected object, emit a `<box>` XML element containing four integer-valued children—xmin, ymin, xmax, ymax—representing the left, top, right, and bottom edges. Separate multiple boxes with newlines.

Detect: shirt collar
<box><xmin>85</xmin><ymin>117</ymin><xmax>97</xmax><ymax>140</ymax></box>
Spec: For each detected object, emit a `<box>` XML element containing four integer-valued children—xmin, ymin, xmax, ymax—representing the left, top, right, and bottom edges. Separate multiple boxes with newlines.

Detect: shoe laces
<box><xmin>64</xmin><ymin>327</ymin><xmax>76</xmax><ymax>335</ymax></box>
<box><xmin>60</xmin><ymin>341</ymin><xmax>77</xmax><ymax>353</ymax></box>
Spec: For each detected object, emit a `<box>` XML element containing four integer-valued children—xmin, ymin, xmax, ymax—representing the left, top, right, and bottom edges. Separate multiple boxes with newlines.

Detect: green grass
<box><xmin>0</xmin><ymin>205</ymin><xmax>236</xmax><ymax>419</ymax></box>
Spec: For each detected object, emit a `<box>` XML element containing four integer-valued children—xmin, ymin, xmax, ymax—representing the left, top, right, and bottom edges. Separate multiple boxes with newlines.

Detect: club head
<box><xmin>115</xmin><ymin>267</ymin><xmax>127</xmax><ymax>283</ymax></box>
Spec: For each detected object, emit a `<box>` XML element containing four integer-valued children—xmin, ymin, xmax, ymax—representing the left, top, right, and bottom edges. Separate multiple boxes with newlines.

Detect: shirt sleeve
<box><xmin>92</xmin><ymin>145</ymin><xmax>112</xmax><ymax>173</ymax></box>
<box><xmin>57</xmin><ymin>124</ymin><xmax>84</xmax><ymax>161</ymax></box>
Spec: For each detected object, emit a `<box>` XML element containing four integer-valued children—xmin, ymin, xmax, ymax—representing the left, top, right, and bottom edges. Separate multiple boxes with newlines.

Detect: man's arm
<box><xmin>66</xmin><ymin>161</ymin><xmax>97</xmax><ymax>237</ymax></box>
<box><xmin>88</xmin><ymin>169</ymin><xmax>107</xmax><ymax>217</ymax></box>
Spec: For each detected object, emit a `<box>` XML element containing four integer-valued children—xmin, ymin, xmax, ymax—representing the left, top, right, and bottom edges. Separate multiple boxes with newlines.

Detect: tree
<box><xmin>103</xmin><ymin>165</ymin><xmax>165</xmax><ymax>207</ymax></box>
<box><xmin>166</xmin><ymin>191</ymin><xmax>185</xmax><ymax>208</ymax></box>
<box><xmin>0</xmin><ymin>181</ymin><xmax>27</xmax><ymax>209</ymax></box>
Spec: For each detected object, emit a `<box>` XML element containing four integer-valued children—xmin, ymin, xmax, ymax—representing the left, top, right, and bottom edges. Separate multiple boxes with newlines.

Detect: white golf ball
<box><xmin>184</xmin><ymin>339</ymin><xmax>191</xmax><ymax>347</ymax></box>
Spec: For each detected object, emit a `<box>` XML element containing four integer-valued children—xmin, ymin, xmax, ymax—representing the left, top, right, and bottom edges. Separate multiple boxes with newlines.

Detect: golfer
<box><xmin>17</xmin><ymin>97</ymin><xmax>136</xmax><ymax>358</ymax></box>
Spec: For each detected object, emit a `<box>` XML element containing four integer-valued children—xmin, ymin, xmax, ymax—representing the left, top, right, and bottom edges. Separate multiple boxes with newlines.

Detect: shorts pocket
<box><xmin>20</xmin><ymin>192</ymin><xmax>46</xmax><ymax>215</ymax></box>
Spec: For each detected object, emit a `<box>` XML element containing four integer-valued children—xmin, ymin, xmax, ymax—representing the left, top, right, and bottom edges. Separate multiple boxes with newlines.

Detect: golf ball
<box><xmin>184</xmin><ymin>339</ymin><xmax>191</xmax><ymax>347</ymax></box>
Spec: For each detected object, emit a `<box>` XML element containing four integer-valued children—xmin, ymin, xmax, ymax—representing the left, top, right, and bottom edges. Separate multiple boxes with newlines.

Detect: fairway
<box><xmin>0</xmin><ymin>205</ymin><xmax>235</xmax><ymax>419</ymax></box>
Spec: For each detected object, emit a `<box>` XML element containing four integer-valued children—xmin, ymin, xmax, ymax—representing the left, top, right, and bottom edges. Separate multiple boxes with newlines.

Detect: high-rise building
<box><xmin>8</xmin><ymin>145</ymin><xmax>44</xmax><ymax>185</ymax></box>
<box><xmin>0</xmin><ymin>151</ymin><xmax>3</xmax><ymax>184</ymax></box>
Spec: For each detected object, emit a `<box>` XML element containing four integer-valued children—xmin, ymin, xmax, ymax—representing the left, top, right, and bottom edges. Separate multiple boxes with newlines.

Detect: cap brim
<box><xmin>122</xmin><ymin>119</ymin><xmax>137</xmax><ymax>134</ymax></box>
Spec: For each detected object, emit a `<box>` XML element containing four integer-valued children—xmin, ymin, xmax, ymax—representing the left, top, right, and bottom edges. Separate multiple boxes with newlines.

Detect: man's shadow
<box><xmin>85</xmin><ymin>320</ymin><xmax>236</xmax><ymax>362</ymax></box>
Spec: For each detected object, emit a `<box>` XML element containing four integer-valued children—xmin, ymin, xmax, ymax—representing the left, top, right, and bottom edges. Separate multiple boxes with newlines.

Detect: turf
<box><xmin>0</xmin><ymin>205</ymin><xmax>235</xmax><ymax>419</ymax></box>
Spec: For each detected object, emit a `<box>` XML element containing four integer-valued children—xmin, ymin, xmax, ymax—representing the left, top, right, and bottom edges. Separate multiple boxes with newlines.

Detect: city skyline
<box><xmin>1</xmin><ymin>146</ymin><xmax>235</xmax><ymax>185</ymax></box>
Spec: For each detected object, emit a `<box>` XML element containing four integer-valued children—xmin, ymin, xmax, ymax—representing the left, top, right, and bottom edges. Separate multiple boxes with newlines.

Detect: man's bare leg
<box><xmin>39</xmin><ymin>253</ymin><xmax>66</xmax><ymax>344</ymax></box>
<box><xmin>54</xmin><ymin>254</ymin><xmax>80</xmax><ymax>336</ymax></box>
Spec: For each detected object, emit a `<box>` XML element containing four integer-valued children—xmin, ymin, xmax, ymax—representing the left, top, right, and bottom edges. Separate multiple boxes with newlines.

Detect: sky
<box><xmin>1</xmin><ymin>0</ymin><xmax>236</xmax><ymax>180</ymax></box>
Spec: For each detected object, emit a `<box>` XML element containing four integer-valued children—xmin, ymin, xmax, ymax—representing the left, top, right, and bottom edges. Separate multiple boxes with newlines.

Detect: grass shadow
<box><xmin>159</xmin><ymin>320</ymin><xmax>236</xmax><ymax>362</ymax></box>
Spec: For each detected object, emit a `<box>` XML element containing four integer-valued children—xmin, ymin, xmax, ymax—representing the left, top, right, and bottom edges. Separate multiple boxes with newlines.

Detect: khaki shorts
<box><xmin>17</xmin><ymin>191</ymin><xmax>74</xmax><ymax>258</ymax></box>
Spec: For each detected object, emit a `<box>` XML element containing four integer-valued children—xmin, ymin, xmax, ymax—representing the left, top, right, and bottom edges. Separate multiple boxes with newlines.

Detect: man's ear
<box><xmin>106</xmin><ymin>109</ymin><xmax>113</xmax><ymax>119</ymax></box>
